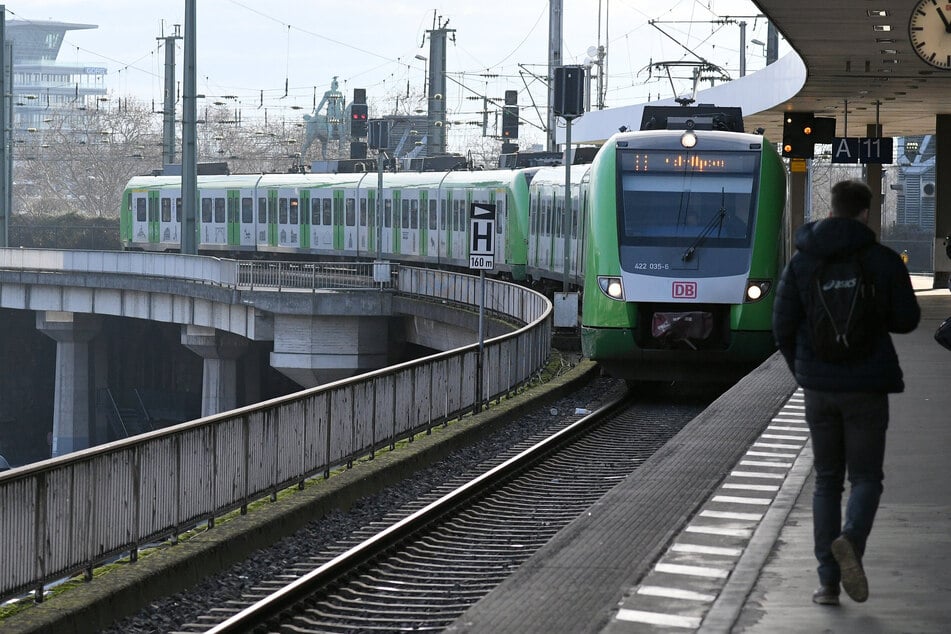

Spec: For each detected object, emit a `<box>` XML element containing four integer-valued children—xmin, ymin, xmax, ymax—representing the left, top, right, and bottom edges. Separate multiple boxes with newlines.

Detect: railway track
<box><xmin>172</xmin><ymin>389</ymin><xmax>709</xmax><ymax>633</ymax></box>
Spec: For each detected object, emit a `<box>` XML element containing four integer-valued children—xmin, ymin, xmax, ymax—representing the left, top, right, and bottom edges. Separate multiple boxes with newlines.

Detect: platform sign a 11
<box><xmin>469</xmin><ymin>203</ymin><xmax>496</xmax><ymax>270</ymax></box>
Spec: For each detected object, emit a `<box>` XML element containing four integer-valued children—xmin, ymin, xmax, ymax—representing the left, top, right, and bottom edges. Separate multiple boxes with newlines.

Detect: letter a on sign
<box><xmin>831</xmin><ymin>137</ymin><xmax>859</xmax><ymax>164</ymax></box>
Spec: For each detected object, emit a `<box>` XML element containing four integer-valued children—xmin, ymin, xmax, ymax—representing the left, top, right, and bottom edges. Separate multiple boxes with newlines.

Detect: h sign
<box><xmin>469</xmin><ymin>203</ymin><xmax>496</xmax><ymax>270</ymax></box>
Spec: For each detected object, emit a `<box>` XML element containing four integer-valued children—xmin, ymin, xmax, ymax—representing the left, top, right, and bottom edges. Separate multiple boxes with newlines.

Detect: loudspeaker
<box><xmin>554</xmin><ymin>66</ymin><xmax>585</xmax><ymax>118</ymax></box>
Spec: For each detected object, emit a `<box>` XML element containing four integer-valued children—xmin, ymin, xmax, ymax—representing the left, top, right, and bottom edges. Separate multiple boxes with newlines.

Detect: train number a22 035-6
<box><xmin>633</xmin><ymin>262</ymin><xmax>670</xmax><ymax>271</ymax></box>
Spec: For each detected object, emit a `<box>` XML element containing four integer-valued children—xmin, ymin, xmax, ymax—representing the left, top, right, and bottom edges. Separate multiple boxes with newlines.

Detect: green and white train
<box><xmin>121</xmin><ymin>168</ymin><xmax>587</xmax><ymax>288</ymax></box>
<box><xmin>121</xmin><ymin>106</ymin><xmax>787</xmax><ymax>383</ymax></box>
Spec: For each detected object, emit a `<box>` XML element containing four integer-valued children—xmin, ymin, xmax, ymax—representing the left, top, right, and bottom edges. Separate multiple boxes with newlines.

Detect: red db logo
<box><xmin>672</xmin><ymin>281</ymin><xmax>697</xmax><ymax>299</ymax></box>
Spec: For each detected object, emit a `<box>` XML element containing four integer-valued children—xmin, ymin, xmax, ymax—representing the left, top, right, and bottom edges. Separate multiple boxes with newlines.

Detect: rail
<box><xmin>0</xmin><ymin>256</ymin><xmax>551</xmax><ymax>603</ymax></box>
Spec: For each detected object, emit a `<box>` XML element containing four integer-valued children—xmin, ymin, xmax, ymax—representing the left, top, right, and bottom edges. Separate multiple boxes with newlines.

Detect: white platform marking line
<box><xmin>700</xmin><ymin>510</ymin><xmax>763</xmax><ymax>521</ymax></box>
<box><xmin>712</xmin><ymin>495</ymin><xmax>772</xmax><ymax>506</ymax></box>
<box><xmin>746</xmin><ymin>450</ymin><xmax>799</xmax><ymax>459</ymax></box>
<box><xmin>721</xmin><ymin>482</ymin><xmax>780</xmax><ymax>492</ymax></box>
<box><xmin>740</xmin><ymin>460</ymin><xmax>793</xmax><ymax>468</ymax></box>
<box><xmin>685</xmin><ymin>525</ymin><xmax>753</xmax><ymax>538</ymax></box>
<box><xmin>670</xmin><ymin>543</ymin><xmax>743</xmax><ymax>557</ymax></box>
<box><xmin>655</xmin><ymin>562</ymin><xmax>730</xmax><ymax>579</ymax></box>
<box><xmin>767</xmin><ymin>426</ymin><xmax>808</xmax><ymax>433</ymax></box>
<box><xmin>753</xmin><ymin>442</ymin><xmax>802</xmax><ymax>449</ymax></box>
<box><xmin>615</xmin><ymin>609</ymin><xmax>701</xmax><ymax>629</ymax></box>
<box><xmin>636</xmin><ymin>585</ymin><xmax>718</xmax><ymax>602</ymax></box>
<box><xmin>730</xmin><ymin>470</ymin><xmax>785</xmax><ymax>479</ymax></box>
<box><xmin>760</xmin><ymin>433</ymin><xmax>807</xmax><ymax>440</ymax></box>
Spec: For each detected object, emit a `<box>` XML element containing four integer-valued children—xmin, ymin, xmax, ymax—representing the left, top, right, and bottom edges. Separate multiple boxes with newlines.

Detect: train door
<box><xmin>358</xmin><ymin>194</ymin><xmax>370</xmax><ymax>253</ymax></box>
<box><xmin>239</xmin><ymin>192</ymin><xmax>255</xmax><ymax>248</ymax></box>
<box><xmin>422</xmin><ymin>191</ymin><xmax>436</xmax><ymax>258</ymax></box>
<box><xmin>226</xmin><ymin>190</ymin><xmax>241</xmax><ymax>248</ymax></box>
<box><xmin>332</xmin><ymin>190</ymin><xmax>345</xmax><ymax>250</ymax></box>
<box><xmin>299</xmin><ymin>190</ymin><xmax>311</xmax><ymax>250</ymax></box>
<box><xmin>551</xmin><ymin>187</ymin><xmax>565</xmax><ymax>276</ymax></box>
<box><xmin>450</xmin><ymin>189</ymin><xmax>467</xmax><ymax>263</ymax></box>
<box><xmin>199</xmin><ymin>189</ymin><xmax>228</xmax><ymax>248</ymax></box>
<box><xmin>146</xmin><ymin>190</ymin><xmax>160</xmax><ymax>244</ymax></box>
<box><xmin>158</xmin><ymin>191</ymin><xmax>180</xmax><ymax>247</ymax></box>
<box><xmin>367</xmin><ymin>189</ymin><xmax>377</xmax><ymax>255</ymax></box>
<box><xmin>399</xmin><ymin>190</ymin><xmax>420</xmax><ymax>257</ymax></box>
<box><xmin>343</xmin><ymin>190</ymin><xmax>359</xmax><ymax>254</ymax></box>
<box><xmin>527</xmin><ymin>192</ymin><xmax>539</xmax><ymax>269</ymax></box>
<box><xmin>438</xmin><ymin>192</ymin><xmax>449</xmax><ymax>262</ymax></box>
<box><xmin>383</xmin><ymin>190</ymin><xmax>395</xmax><ymax>255</ymax></box>
<box><xmin>492</xmin><ymin>188</ymin><xmax>506</xmax><ymax>268</ymax></box>
<box><xmin>277</xmin><ymin>188</ymin><xmax>300</xmax><ymax>248</ymax></box>
<box><xmin>309</xmin><ymin>191</ymin><xmax>333</xmax><ymax>252</ymax></box>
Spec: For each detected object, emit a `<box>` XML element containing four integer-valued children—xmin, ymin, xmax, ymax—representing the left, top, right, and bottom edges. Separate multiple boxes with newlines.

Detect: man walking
<box><xmin>772</xmin><ymin>179</ymin><xmax>920</xmax><ymax>606</ymax></box>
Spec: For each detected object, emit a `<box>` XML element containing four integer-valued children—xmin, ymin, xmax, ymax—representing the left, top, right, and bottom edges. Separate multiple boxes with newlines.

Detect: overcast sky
<box><xmin>9</xmin><ymin>1</ymin><xmax>783</xmax><ymax>144</ymax></box>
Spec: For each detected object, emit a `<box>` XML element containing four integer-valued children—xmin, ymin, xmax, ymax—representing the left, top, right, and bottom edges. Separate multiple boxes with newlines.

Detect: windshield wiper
<box><xmin>681</xmin><ymin>188</ymin><xmax>727</xmax><ymax>262</ymax></box>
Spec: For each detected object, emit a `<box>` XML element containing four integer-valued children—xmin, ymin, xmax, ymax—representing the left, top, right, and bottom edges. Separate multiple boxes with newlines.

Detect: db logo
<box><xmin>672</xmin><ymin>281</ymin><xmax>697</xmax><ymax>299</ymax></box>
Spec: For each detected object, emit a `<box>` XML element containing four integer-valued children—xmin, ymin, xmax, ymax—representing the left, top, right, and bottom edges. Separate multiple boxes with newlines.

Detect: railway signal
<box><xmin>350</xmin><ymin>104</ymin><xmax>368</xmax><ymax>138</ymax></box>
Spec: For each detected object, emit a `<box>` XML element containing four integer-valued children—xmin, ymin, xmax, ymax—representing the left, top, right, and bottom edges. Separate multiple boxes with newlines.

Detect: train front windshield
<box><xmin>616</xmin><ymin>149</ymin><xmax>759</xmax><ymax>247</ymax></box>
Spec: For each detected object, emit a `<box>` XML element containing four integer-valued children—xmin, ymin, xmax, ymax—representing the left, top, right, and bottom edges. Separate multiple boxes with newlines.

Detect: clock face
<box><xmin>910</xmin><ymin>0</ymin><xmax>951</xmax><ymax>69</ymax></box>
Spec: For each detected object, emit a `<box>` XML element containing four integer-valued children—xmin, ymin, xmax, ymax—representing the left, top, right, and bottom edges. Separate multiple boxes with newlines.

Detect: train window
<box><xmin>554</xmin><ymin>197</ymin><xmax>563</xmax><ymax>238</ymax></box>
<box><xmin>201</xmin><ymin>198</ymin><xmax>213</xmax><ymax>223</ymax></box>
<box><xmin>176</xmin><ymin>198</ymin><xmax>182</xmax><ymax>222</ymax></box>
<box><xmin>227</xmin><ymin>197</ymin><xmax>238</xmax><ymax>224</ymax></box>
<box><xmin>215</xmin><ymin>198</ymin><xmax>226</xmax><ymax>223</ymax></box>
<box><xmin>242</xmin><ymin>197</ymin><xmax>253</xmax><ymax>224</ymax></box>
<box><xmin>440</xmin><ymin>199</ymin><xmax>447</xmax><ymax>230</ymax></box>
<box><xmin>496</xmin><ymin>196</ymin><xmax>504</xmax><ymax>234</ymax></box>
<box><xmin>572</xmin><ymin>196</ymin><xmax>581</xmax><ymax>238</ymax></box>
<box><xmin>289</xmin><ymin>198</ymin><xmax>299</xmax><ymax>225</ymax></box>
<box><xmin>617</xmin><ymin>149</ymin><xmax>757</xmax><ymax>246</ymax></box>
<box><xmin>268</xmin><ymin>199</ymin><xmax>276</xmax><ymax>224</ymax></box>
<box><xmin>161</xmin><ymin>198</ymin><xmax>171</xmax><ymax>223</ymax></box>
<box><xmin>384</xmin><ymin>199</ymin><xmax>392</xmax><ymax>228</ymax></box>
<box><xmin>544</xmin><ymin>198</ymin><xmax>552</xmax><ymax>236</ymax></box>
<box><xmin>360</xmin><ymin>197</ymin><xmax>367</xmax><ymax>226</ymax></box>
<box><xmin>410</xmin><ymin>199</ymin><xmax>418</xmax><ymax>230</ymax></box>
<box><xmin>346</xmin><ymin>198</ymin><xmax>355</xmax><ymax>227</ymax></box>
<box><xmin>258</xmin><ymin>198</ymin><xmax>267</xmax><ymax>224</ymax></box>
<box><xmin>279</xmin><ymin>198</ymin><xmax>288</xmax><ymax>224</ymax></box>
<box><xmin>148</xmin><ymin>197</ymin><xmax>158</xmax><ymax>222</ymax></box>
<box><xmin>401</xmin><ymin>199</ymin><xmax>409</xmax><ymax>229</ymax></box>
<box><xmin>429</xmin><ymin>199</ymin><xmax>437</xmax><ymax>230</ymax></box>
<box><xmin>322</xmin><ymin>198</ymin><xmax>332</xmax><ymax>226</ymax></box>
<box><xmin>136</xmin><ymin>198</ymin><xmax>146</xmax><ymax>222</ymax></box>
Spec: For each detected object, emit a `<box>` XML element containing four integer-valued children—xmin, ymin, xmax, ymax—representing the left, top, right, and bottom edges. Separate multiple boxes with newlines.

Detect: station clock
<box><xmin>909</xmin><ymin>0</ymin><xmax>951</xmax><ymax>69</ymax></box>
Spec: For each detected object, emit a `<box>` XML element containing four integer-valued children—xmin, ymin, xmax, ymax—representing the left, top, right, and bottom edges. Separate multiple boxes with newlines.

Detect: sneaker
<box><xmin>812</xmin><ymin>584</ymin><xmax>840</xmax><ymax>606</ymax></box>
<box><xmin>831</xmin><ymin>535</ymin><xmax>869</xmax><ymax>602</ymax></box>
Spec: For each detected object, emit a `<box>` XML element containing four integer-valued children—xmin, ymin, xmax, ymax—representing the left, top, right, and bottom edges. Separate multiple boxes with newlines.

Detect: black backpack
<box><xmin>806</xmin><ymin>247</ymin><xmax>878</xmax><ymax>362</ymax></box>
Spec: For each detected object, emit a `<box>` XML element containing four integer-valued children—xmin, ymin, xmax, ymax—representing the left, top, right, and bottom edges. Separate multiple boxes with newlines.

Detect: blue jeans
<box><xmin>803</xmin><ymin>389</ymin><xmax>888</xmax><ymax>586</ymax></box>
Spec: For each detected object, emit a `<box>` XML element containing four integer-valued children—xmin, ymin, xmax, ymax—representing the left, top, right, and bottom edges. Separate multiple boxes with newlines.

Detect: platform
<box><xmin>452</xmin><ymin>276</ymin><xmax>951</xmax><ymax>633</ymax></box>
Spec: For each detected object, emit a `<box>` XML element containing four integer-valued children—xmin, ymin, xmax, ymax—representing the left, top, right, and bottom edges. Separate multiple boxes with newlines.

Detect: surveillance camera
<box><xmin>618</xmin><ymin>126</ymin><xmax>628</xmax><ymax>133</ymax></box>
<box><xmin>434</xmin><ymin>94</ymin><xmax>443</xmax><ymax>100</ymax></box>
<box><xmin>434</xmin><ymin>121</ymin><xmax>443</xmax><ymax>127</ymax></box>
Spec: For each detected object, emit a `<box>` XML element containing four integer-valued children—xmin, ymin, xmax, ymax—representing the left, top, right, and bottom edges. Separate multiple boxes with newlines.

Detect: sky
<box><xmin>9</xmin><ymin>1</ymin><xmax>784</xmax><ymax>146</ymax></box>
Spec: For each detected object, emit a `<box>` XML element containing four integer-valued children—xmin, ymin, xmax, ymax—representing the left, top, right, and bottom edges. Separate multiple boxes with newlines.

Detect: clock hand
<box><xmin>938</xmin><ymin>6</ymin><xmax>951</xmax><ymax>32</ymax></box>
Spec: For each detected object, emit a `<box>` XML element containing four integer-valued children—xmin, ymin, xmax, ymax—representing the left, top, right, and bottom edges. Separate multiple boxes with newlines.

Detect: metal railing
<box><xmin>0</xmin><ymin>259</ymin><xmax>550</xmax><ymax>603</ymax></box>
<box><xmin>0</xmin><ymin>248</ymin><xmax>395</xmax><ymax>293</ymax></box>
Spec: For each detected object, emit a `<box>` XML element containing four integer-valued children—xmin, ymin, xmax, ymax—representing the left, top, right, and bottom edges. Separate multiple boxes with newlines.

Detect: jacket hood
<box><xmin>794</xmin><ymin>216</ymin><xmax>877</xmax><ymax>259</ymax></box>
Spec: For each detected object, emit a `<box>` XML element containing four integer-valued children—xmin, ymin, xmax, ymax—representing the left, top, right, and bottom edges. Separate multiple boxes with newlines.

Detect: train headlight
<box><xmin>598</xmin><ymin>276</ymin><xmax>624</xmax><ymax>300</ymax></box>
<box><xmin>745</xmin><ymin>279</ymin><xmax>772</xmax><ymax>302</ymax></box>
<box><xmin>680</xmin><ymin>131</ymin><xmax>698</xmax><ymax>148</ymax></box>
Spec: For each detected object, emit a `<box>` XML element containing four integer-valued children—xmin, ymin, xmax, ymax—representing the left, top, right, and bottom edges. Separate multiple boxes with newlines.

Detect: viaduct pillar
<box><xmin>36</xmin><ymin>311</ymin><xmax>100</xmax><ymax>457</ymax></box>
<box><xmin>181</xmin><ymin>325</ymin><xmax>248</xmax><ymax>418</ymax></box>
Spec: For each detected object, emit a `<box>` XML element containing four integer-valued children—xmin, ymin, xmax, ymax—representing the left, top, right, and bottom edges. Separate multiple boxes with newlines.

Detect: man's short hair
<box><xmin>831</xmin><ymin>180</ymin><xmax>872</xmax><ymax>219</ymax></box>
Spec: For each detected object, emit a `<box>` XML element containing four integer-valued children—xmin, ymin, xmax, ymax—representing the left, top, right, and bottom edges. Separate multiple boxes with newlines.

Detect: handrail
<box><xmin>0</xmin><ymin>257</ymin><xmax>551</xmax><ymax>603</ymax></box>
